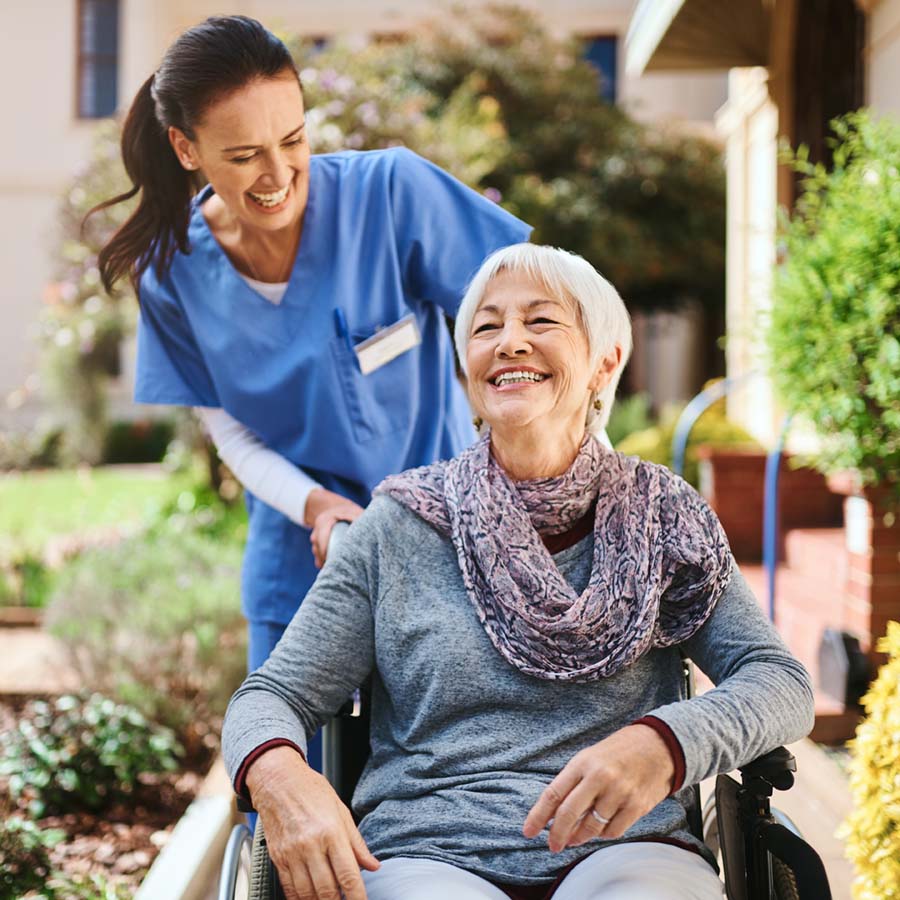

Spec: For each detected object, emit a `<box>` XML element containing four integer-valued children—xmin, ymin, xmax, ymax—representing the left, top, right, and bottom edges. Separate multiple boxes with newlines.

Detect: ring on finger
<box><xmin>590</xmin><ymin>808</ymin><xmax>611</xmax><ymax>826</ymax></box>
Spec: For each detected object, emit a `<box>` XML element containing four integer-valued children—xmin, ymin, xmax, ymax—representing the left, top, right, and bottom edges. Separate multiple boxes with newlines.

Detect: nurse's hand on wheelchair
<box><xmin>523</xmin><ymin>724</ymin><xmax>675</xmax><ymax>854</ymax></box>
<box><xmin>304</xmin><ymin>489</ymin><xmax>365</xmax><ymax>569</ymax></box>
<box><xmin>245</xmin><ymin>745</ymin><xmax>380</xmax><ymax>900</ymax></box>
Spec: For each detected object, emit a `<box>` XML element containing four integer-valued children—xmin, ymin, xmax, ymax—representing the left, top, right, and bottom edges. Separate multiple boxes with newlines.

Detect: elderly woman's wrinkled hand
<box><xmin>245</xmin><ymin>746</ymin><xmax>379</xmax><ymax>900</ymax></box>
<box><xmin>522</xmin><ymin>724</ymin><xmax>675</xmax><ymax>853</ymax></box>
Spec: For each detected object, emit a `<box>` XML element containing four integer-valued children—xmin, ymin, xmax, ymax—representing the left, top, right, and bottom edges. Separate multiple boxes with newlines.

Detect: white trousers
<box><xmin>362</xmin><ymin>843</ymin><xmax>724</xmax><ymax>899</ymax></box>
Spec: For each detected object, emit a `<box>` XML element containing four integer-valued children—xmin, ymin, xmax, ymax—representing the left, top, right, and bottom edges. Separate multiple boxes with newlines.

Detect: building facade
<box><xmin>626</xmin><ymin>0</ymin><xmax>900</xmax><ymax>446</ymax></box>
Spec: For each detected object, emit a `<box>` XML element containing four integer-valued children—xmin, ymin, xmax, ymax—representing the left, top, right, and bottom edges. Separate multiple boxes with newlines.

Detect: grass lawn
<box><xmin>0</xmin><ymin>465</ymin><xmax>195</xmax><ymax>556</ymax></box>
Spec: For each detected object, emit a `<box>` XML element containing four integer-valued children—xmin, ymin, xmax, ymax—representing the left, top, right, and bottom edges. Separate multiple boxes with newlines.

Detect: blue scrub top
<box><xmin>135</xmin><ymin>147</ymin><xmax>531</xmax><ymax>624</ymax></box>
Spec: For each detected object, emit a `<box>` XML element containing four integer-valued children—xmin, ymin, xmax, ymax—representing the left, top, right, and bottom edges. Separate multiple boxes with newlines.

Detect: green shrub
<box><xmin>0</xmin><ymin>551</ymin><xmax>56</xmax><ymax>608</ymax></box>
<box><xmin>0</xmin><ymin>694</ymin><xmax>180</xmax><ymax>817</ymax></box>
<box><xmin>615</xmin><ymin>402</ymin><xmax>759</xmax><ymax>487</ymax></box>
<box><xmin>770</xmin><ymin>111</ymin><xmax>900</xmax><ymax>489</ymax></box>
<box><xmin>46</xmin><ymin>528</ymin><xmax>246</xmax><ymax>747</ymax></box>
<box><xmin>0</xmin><ymin>817</ymin><xmax>64</xmax><ymax>898</ymax></box>
<box><xmin>606</xmin><ymin>393</ymin><xmax>654</xmax><ymax>448</ymax></box>
<box><xmin>840</xmin><ymin>621</ymin><xmax>900</xmax><ymax>899</ymax></box>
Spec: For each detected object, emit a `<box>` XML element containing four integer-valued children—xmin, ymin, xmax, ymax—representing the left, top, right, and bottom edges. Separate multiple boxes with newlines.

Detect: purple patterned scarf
<box><xmin>374</xmin><ymin>433</ymin><xmax>733</xmax><ymax>681</ymax></box>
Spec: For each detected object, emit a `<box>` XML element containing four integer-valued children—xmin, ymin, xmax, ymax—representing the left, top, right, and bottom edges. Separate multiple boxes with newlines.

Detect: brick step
<box><xmin>783</xmin><ymin>528</ymin><xmax>847</xmax><ymax>584</ymax></box>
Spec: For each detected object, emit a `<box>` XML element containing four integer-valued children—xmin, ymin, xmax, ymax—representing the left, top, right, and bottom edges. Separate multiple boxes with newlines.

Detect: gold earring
<box><xmin>593</xmin><ymin>398</ymin><xmax>603</xmax><ymax>412</ymax></box>
<box><xmin>473</xmin><ymin>416</ymin><xmax>483</xmax><ymax>430</ymax></box>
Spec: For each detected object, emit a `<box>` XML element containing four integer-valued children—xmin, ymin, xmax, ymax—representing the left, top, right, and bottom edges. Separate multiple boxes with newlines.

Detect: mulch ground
<box><xmin>1</xmin><ymin>697</ymin><xmax>214</xmax><ymax>894</ymax></box>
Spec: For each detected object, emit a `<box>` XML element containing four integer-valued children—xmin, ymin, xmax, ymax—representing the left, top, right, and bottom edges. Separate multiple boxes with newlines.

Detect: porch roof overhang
<box><xmin>624</xmin><ymin>0</ymin><xmax>770</xmax><ymax>76</ymax></box>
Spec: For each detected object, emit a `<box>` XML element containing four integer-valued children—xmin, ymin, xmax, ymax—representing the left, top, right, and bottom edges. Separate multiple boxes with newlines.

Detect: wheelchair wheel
<box><xmin>218</xmin><ymin>824</ymin><xmax>253</xmax><ymax>900</ymax></box>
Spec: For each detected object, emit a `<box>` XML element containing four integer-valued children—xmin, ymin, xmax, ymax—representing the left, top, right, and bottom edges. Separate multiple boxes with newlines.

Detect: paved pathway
<box><xmin>0</xmin><ymin>626</ymin><xmax>81</xmax><ymax>694</ymax></box>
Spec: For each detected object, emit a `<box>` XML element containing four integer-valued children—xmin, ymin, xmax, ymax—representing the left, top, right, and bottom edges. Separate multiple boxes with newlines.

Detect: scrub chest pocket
<box><xmin>330</xmin><ymin>334</ymin><xmax>415</xmax><ymax>443</ymax></box>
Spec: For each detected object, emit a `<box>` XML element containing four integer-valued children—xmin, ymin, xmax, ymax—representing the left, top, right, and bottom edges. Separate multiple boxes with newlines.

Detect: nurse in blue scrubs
<box><xmin>94</xmin><ymin>13</ymin><xmax>530</xmax><ymax>767</ymax></box>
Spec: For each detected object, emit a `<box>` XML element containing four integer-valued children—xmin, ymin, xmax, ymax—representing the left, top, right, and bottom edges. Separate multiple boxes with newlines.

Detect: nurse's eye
<box><xmin>229</xmin><ymin>153</ymin><xmax>257</xmax><ymax>165</ymax></box>
<box><xmin>282</xmin><ymin>137</ymin><xmax>306</xmax><ymax>148</ymax></box>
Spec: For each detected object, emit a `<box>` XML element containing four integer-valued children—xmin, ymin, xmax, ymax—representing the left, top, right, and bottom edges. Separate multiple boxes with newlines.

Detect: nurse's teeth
<box><xmin>494</xmin><ymin>371</ymin><xmax>547</xmax><ymax>386</ymax></box>
<box><xmin>248</xmin><ymin>185</ymin><xmax>290</xmax><ymax>207</ymax></box>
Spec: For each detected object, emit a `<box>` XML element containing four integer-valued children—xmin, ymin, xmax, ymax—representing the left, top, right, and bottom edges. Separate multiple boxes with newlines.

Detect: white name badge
<box><xmin>354</xmin><ymin>314</ymin><xmax>422</xmax><ymax>375</ymax></box>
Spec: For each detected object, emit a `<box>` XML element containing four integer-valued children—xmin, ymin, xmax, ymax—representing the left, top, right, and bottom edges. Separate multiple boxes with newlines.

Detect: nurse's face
<box><xmin>169</xmin><ymin>72</ymin><xmax>310</xmax><ymax>234</ymax></box>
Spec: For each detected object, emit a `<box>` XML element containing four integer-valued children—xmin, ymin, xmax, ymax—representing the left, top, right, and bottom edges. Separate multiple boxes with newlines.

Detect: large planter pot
<box><xmin>827</xmin><ymin>473</ymin><xmax>900</xmax><ymax>667</ymax></box>
<box><xmin>695</xmin><ymin>447</ymin><xmax>843</xmax><ymax>560</ymax></box>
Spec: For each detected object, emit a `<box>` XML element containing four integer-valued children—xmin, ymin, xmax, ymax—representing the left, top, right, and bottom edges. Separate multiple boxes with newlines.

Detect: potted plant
<box><xmin>768</xmin><ymin>110</ymin><xmax>900</xmax><ymax>666</ymax></box>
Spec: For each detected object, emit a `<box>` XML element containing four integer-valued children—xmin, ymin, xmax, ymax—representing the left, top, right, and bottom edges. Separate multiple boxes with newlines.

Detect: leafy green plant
<box><xmin>0</xmin><ymin>694</ymin><xmax>181</xmax><ymax>818</ymax></box>
<box><xmin>615</xmin><ymin>401</ymin><xmax>759</xmax><ymax>487</ymax></box>
<box><xmin>44</xmin><ymin>872</ymin><xmax>132</xmax><ymax>900</ymax></box>
<box><xmin>0</xmin><ymin>817</ymin><xmax>64</xmax><ymax>898</ymax></box>
<box><xmin>840</xmin><ymin>621</ymin><xmax>900</xmax><ymax>898</ymax></box>
<box><xmin>46</xmin><ymin>527</ymin><xmax>246</xmax><ymax>748</ymax></box>
<box><xmin>770</xmin><ymin>111</ymin><xmax>900</xmax><ymax>489</ymax></box>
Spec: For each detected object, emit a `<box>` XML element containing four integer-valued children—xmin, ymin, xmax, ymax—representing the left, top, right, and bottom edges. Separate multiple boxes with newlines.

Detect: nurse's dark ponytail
<box><xmin>90</xmin><ymin>16</ymin><xmax>298</xmax><ymax>294</ymax></box>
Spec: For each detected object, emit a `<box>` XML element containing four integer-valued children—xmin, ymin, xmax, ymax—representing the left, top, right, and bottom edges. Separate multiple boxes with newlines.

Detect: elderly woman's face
<box><xmin>466</xmin><ymin>271</ymin><xmax>611</xmax><ymax>439</ymax></box>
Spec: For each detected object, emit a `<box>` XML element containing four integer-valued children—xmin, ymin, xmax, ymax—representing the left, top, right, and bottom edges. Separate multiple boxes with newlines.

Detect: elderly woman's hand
<box><xmin>245</xmin><ymin>746</ymin><xmax>379</xmax><ymax>900</ymax></box>
<box><xmin>522</xmin><ymin>724</ymin><xmax>675</xmax><ymax>852</ymax></box>
<box><xmin>304</xmin><ymin>489</ymin><xmax>365</xmax><ymax>568</ymax></box>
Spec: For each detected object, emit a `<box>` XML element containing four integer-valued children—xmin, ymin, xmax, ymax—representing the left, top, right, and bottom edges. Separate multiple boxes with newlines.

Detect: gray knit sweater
<box><xmin>222</xmin><ymin>495</ymin><xmax>814</xmax><ymax>885</ymax></box>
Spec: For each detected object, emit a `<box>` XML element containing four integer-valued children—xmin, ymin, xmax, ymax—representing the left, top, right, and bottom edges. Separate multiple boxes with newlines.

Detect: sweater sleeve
<box><xmin>221</xmin><ymin>501</ymin><xmax>388</xmax><ymax>787</ymax></box>
<box><xmin>196</xmin><ymin>407</ymin><xmax>322</xmax><ymax>526</ymax></box>
<box><xmin>645</xmin><ymin>566</ymin><xmax>815</xmax><ymax>788</ymax></box>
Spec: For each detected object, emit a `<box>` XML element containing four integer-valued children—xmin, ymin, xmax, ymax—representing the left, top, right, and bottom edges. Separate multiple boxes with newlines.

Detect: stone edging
<box><xmin>135</xmin><ymin>757</ymin><xmax>238</xmax><ymax>900</ymax></box>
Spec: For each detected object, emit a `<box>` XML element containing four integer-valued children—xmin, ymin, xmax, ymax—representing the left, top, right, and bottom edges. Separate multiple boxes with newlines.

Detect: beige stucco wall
<box><xmin>868</xmin><ymin>0</ymin><xmax>900</xmax><ymax>116</ymax></box>
<box><xmin>0</xmin><ymin>0</ymin><xmax>726</xmax><ymax>428</ymax></box>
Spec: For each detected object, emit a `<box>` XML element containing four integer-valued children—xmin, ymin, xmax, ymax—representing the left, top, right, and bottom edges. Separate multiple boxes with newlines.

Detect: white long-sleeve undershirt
<box><xmin>196</xmin><ymin>406</ymin><xmax>322</xmax><ymax>527</ymax></box>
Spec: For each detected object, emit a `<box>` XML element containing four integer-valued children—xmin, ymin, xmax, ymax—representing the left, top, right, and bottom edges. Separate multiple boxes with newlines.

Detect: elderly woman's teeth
<box><xmin>248</xmin><ymin>185</ymin><xmax>290</xmax><ymax>207</ymax></box>
<box><xmin>494</xmin><ymin>371</ymin><xmax>547</xmax><ymax>386</ymax></box>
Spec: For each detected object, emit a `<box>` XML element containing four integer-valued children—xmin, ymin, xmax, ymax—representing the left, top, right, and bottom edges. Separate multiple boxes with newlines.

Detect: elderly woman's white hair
<box><xmin>454</xmin><ymin>244</ymin><xmax>632</xmax><ymax>434</ymax></box>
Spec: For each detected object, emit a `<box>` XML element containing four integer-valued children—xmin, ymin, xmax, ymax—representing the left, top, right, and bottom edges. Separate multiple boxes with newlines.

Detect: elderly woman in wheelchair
<box><xmin>221</xmin><ymin>244</ymin><xmax>817</xmax><ymax>900</ymax></box>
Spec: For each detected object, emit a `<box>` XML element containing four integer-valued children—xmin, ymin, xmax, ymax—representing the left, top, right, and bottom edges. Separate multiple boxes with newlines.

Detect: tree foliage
<box><xmin>291</xmin><ymin>4</ymin><xmax>725</xmax><ymax>312</ymax></box>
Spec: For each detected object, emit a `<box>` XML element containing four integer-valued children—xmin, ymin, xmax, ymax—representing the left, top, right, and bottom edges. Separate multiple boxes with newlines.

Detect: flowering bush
<box><xmin>840</xmin><ymin>621</ymin><xmax>900</xmax><ymax>898</ymax></box>
<box><xmin>39</xmin><ymin>121</ymin><xmax>136</xmax><ymax>464</ymax></box>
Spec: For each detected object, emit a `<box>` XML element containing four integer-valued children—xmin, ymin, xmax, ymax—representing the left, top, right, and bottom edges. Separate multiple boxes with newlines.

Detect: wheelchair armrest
<box><xmin>738</xmin><ymin>746</ymin><xmax>796</xmax><ymax>791</ymax></box>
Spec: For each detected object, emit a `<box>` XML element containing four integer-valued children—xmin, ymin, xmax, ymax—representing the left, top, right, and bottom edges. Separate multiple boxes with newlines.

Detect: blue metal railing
<box><xmin>670</xmin><ymin>374</ymin><xmax>788</xmax><ymax>623</ymax></box>
<box><xmin>762</xmin><ymin>416</ymin><xmax>793</xmax><ymax>622</ymax></box>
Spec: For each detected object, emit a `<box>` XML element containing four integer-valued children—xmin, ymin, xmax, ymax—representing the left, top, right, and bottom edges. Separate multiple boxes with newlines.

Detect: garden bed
<box><xmin>0</xmin><ymin>695</ymin><xmax>215</xmax><ymax>897</ymax></box>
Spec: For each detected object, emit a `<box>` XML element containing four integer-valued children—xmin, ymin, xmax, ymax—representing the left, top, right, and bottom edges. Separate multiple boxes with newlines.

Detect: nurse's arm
<box><xmin>196</xmin><ymin>406</ymin><xmax>322</xmax><ymax>524</ymax></box>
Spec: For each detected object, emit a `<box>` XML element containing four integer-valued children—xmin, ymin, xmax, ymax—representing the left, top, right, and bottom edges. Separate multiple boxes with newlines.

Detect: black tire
<box><xmin>250</xmin><ymin>819</ymin><xmax>276</xmax><ymax>900</ymax></box>
<box><xmin>772</xmin><ymin>857</ymin><xmax>801</xmax><ymax>900</ymax></box>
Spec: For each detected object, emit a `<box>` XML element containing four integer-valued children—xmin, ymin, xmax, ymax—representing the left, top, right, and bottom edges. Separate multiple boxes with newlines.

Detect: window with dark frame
<box><xmin>584</xmin><ymin>36</ymin><xmax>618</xmax><ymax>104</ymax></box>
<box><xmin>77</xmin><ymin>0</ymin><xmax>119</xmax><ymax>118</ymax></box>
